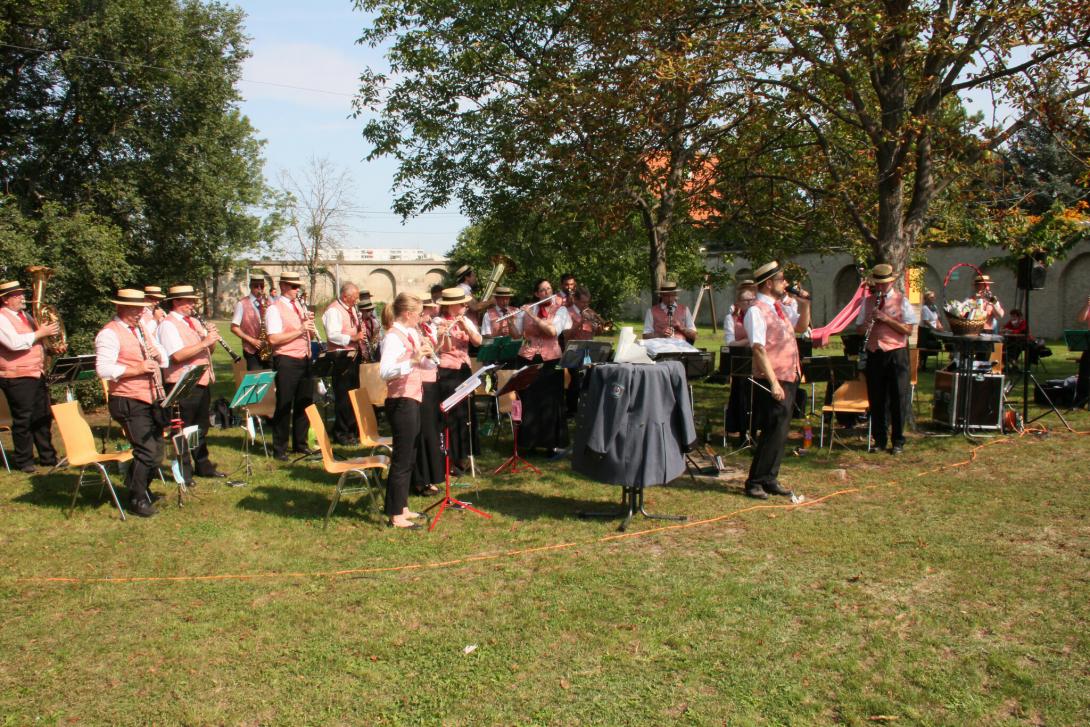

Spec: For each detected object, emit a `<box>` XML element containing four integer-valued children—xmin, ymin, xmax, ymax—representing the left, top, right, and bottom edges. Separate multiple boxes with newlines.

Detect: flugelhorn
<box><xmin>480</xmin><ymin>254</ymin><xmax>516</xmax><ymax>303</ymax></box>
<box><xmin>26</xmin><ymin>265</ymin><xmax>67</xmax><ymax>356</ymax></box>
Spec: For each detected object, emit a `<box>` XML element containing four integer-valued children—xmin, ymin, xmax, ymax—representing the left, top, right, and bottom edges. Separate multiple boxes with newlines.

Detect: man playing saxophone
<box><xmin>0</xmin><ymin>279</ymin><xmax>61</xmax><ymax>473</ymax></box>
<box><xmin>230</xmin><ymin>274</ymin><xmax>269</xmax><ymax>371</ymax></box>
<box><xmin>95</xmin><ymin>289</ymin><xmax>168</xmax><ymax>517</ymax></box>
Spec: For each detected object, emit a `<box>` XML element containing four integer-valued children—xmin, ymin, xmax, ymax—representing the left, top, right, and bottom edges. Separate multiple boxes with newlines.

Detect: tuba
<box><xmin>479</xmin><ymin>254</ymin><xmax>517</xmax><ymax>303</ymax></box>
<box><xmin>26</xmin><ymin>266</ymin><xmax>67</xmax><ymax>356</ymax></box>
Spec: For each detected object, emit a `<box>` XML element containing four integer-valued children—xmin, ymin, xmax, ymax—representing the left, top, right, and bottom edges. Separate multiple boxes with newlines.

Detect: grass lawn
<box><xmin>1</xmin><ymin>324</ymin><xmax>1089</xmax><ymax>724</ymax></box>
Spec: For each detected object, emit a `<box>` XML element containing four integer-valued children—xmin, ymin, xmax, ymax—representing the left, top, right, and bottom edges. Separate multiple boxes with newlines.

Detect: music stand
<box><xmin>424</xmin><ymin>365</ymin><xmax>498</xmax><ymax>531</ymax></box>
<box><xmin>44</xmin><ymin>355</ymin><xmax>99</xmax><ymax>470</ymax></box>
<box><xmin>560</xmin><ymin>341</ymin><xmax>613</xmax><ymax>369</ymax></box>
<box><xmin>492</xmin><ymin>364</ymin><xmax>542</xmax><ymax>475</ymax></box>
<box><xmin>1064</xmin><ymin>330</ymin><xmax>1090</xmax><ymax>410</ymax></box>
<box><xmin>161</xmin><ymin>364</ymin><xmax>207</xmax><ymax>504</ymax></box>
<box><xmin>227</xmin><ymin>370</ymin><xmax>276</xmax><ymax>486</ymax></box>
<box><xmin>723</xmin><ymin>349</ymin><xmax>756</xmax><ymax>454</ymax></box>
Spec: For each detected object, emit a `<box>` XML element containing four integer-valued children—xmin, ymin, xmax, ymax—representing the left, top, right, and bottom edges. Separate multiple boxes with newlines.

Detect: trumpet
<box><xmin>580</xmin><ymin>307</ymin><xmax>613</xmax><ymax>334</ymax></box>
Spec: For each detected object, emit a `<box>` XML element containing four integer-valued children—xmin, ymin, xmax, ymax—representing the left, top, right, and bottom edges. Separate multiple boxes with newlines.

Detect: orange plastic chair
<box><xmin>358</xmin><ymin>362</ymin><xmax>388</xmax><ymax>408</ymax></box>
<box><xmin>819</xmin><ymin>375</ymin><xmax>872</xmax><ymax>451</ymax></box>
<box><xmin>0</xmin><ymin>388</ymin><xmax>12</xmax><ymax>471</ymax></box>
<box><xmin>52</xmin><ymin>401</ymin><xmax>134</xmax><ymax>520</ymax></box>
<box><xmin>347</xmin><ymin>387</ymin><xmax>393</xmax><ymax>456</ymax></box>
<box><xmin>304</xmin><ymin>405</ymin><xmax>389</xmax><ymax>526</ymax></box>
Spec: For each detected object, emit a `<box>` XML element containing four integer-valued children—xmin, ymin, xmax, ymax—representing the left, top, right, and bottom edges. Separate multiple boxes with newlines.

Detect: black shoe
<box><xmin>869</xmin><ymin>445</ymin><xmax>885</xmax><ymax>453</ymax></box>
<box><xmin>763</xmin><ymin>483</ymin><xmax>792</xmax><ymax>497</ymax></box>
<box><xmin>199</xmin><ymin>470</ymin><xmax>228</xmax><ymax>478</ymax></box>
<box><xmin>19</xmin><ymin>463</ymin><xmax>36</xmax><ymax>474</ymax></box>
<box><xmin>273</xmin><ymin>452</ymin><xmax>290</xmax><ymax>461</ymax></box>
<box><xmin>743</xmin><ymin>486</ymin><xmax>769</xmax><ymax>500</ymax></box>
<box><xmin>147</xmin><ymin>491</ymin><xmax>162</xmax><ymax>504</ymax></box>
<box><xmin>130</xmin><ymin>500</ymin><xmax>157</xmax><ymax>518</ymax></box>
<box><xmin>890</xmin><ymin>445</ymin><xmax>904</xmax><ymax>455</ymax></box>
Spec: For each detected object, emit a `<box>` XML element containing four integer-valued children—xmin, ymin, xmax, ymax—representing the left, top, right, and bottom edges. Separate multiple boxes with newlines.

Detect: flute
<box><xmin>495</xmin><ymin>294</ymin><xmax>557</xmax><ymax>323</ymax></box>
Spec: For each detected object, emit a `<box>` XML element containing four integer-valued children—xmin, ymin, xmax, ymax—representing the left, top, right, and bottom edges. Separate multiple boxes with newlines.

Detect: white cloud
<box><xmin>240</xmin><ymin>41</ymin><xmax>364</xmax><ymax>111</ymax></box>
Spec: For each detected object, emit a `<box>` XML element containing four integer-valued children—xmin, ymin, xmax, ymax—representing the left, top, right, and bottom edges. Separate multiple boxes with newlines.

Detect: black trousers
<box><xmin>384</xmin><ymin>396</ymin><xmax>419</xmax><ymax>516</ymax></box>
<box><xmin>747</xmin><ymin>378</ymin><xmax>798</xmax><ymax>489</ymax></box>
<box><xmin>243</xmin><ymin>351</ymin><xmax>265</xmax><ymax>371</ymax></box>
<box><xmin>272</xmin><ymin>355</ymin><xmax>313</xmax><ymax>455</ymax></box>
<box><xmin>108</xmin><ymin>396</ymin><xmax>163</xmax><ymax>504</ymax></box>
<box><xmin>515</xmin><ymin>355</ymin><xmax>569</xmax><ymax>451</ymax></box>
<box><xmin>864</xmin><ymin>346</ymin><xmax>910</xmax><ymax>449</ymax></box>
<box><xmin>0</xmin><ymin>376</ymin><xmax>57</xmax><ymax>468</ymax></box>
<box><xmin>1076</xmin><ymin>350</ymin><xmax>1090</xmax><ymax>407</ymax></box>
<box><xmin>331</xmin><ymin>355</ymin><xmax>360</xmax><ymax>443</ymax></box>
<box><xmin>176</xmin><ymin>384</ymin><xmax>215</xmax><ymax>475</ymax></box>
<box><xmin>412</xmin><ymin>380</ymin><xmax>444</xmax><ymax>490</ymax></box>
<box><xmin>437</xmin><ymin>364</ymin><xmax>476</xmax><ymax>462</ymax></box>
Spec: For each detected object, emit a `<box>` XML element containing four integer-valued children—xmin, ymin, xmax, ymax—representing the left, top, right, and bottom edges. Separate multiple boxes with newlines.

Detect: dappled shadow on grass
<box><xmin>11</xmin><ymin>467</ymin><xmax>114</xmax><ymax>513</ymax></box>
<box><xmin>468</xmin><ymin>484</ymin><xmax>675</xmax><ymax>522</ymax></box>
<box><xmin>234</xmin><ymin>480</ymin><xmax>384</xmax><ymax>525</ymax></box>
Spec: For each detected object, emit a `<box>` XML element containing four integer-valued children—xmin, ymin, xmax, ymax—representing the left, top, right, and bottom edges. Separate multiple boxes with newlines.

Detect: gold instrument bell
<box><xmin>26</xmin><ymin>265</ymin><xmax>67</xmax><ymax>356</ymax></box>
<box><xmin>480</xmin><ymin>254</ymin><xmax>517</xmax><ymax>303</ymax></box>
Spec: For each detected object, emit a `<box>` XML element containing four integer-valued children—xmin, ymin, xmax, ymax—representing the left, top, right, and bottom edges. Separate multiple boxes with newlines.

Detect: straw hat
<box><xmin>438</xmin><ymin>287</ymin><xmax>473</xmax><ymax>305</ymax></box>
<box><xmin>656</xmin><ymin>281</ymin><xmax>681</xmax><ymax>295</ymax></box>
<box><xmin>453</xmin><ymin>264</ymin><xmax>472</xmax><ymax>280</ymax></box>
<box><xmin>109</xmin><ymin>289</ymin><xmax>152</xmax><ymax>307</ymax></box>
<box><xmin>753</xmin><ymin>261</ymin><xmax>782</xmax><ymax>285</ymax></box>
<box><xmin>0</xmin><ymin>280</ymin><xmax>27</xmax><ymax>298</ymax></box>
<box><xmin>869</xmin><ymin>263</ymin><xmax>897</xmax><ymax>284</ymax></box>
<box><xmin>493</xmin><ymin>286</ymin><xmax>514</xmax><ymax>297</ymax></box>
<box><xmin>279</xmin><ymin>271</ymin><xmax>303</xmax><ymax>287</ymax></box>
<box><xmin>165</xmin><ymin>284</ymin><xmax>200</xmax><ymax>301</ymax></box>
<box><xmin>974</xmin><ymin>273</ymin><xmax>993</xmax><ymax>285</ymax></box>
<box><xmin>143</xmin><ymin>285</ymin><xmax>165</xmax><ymax>300</ymax></box>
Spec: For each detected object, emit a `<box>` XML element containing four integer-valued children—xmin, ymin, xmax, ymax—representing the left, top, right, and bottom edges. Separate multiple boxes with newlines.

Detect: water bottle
<box><xmin>803</xmin><ymin>420</ymin><xmax>813</xmax><ymax>449</ymax></box>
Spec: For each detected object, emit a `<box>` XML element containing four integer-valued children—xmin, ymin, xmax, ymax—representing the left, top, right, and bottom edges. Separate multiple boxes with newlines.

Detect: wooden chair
<box><xmin>358</xmin><ymin>363</ymin><xmax>388</xmax><ymax>408</ymax></box>
<box><xmin>304</xmin><ymin>404</ymin><xmax>389</xmax><ymax>527</ymax></box>
<box><xmin>51</xmin><ymin>401</ymin><xmax>134</xmax><ymax>520</ymax></box>
<box><xmin>819</xmin><ymin>375</ymin><xmax>872</xmax><ymax>451</ymax></box>
<box><xmin>347</xmin><ymin>387</ymin><xmax>393</xmax><ymax>455</ymax></box>
<box><xmin>0</xmin><ymin>389</ymin><xmax>12</xmax><ymax>471</ymax></box>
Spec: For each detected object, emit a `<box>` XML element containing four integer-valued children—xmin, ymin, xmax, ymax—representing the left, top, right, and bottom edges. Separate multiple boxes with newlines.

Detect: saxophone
<box><xmin>257</xmin><ymin>295</ymin><xmax>272</xmax><ymax>362</ymax></box>
<box><xmin>27</xmin><ymin>266</ymin><xmax>67</xmax><ymax>357</ymax></box>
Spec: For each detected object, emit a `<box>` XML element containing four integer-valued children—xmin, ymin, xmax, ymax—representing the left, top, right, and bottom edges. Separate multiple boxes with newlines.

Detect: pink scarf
<box><xmin>811</xmin><ymin>282</ymin><xmax>868</xmax><ymax>347</ymax></box>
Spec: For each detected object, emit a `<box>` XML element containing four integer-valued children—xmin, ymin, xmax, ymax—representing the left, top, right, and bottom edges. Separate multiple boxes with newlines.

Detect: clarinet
<box><xmin>194</xmin><ymin>313</ymin><xmax>242</xmax><ymax>364</ymax></box>
<box><xmin>858</xmin><ymin>290</ymin><xmax>886</xmax><ymax>370</ymax></box>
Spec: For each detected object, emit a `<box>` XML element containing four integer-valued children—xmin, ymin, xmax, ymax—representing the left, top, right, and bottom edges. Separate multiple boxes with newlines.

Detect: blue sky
<box><xmin>232</xmin><ymin>0</ymin><xmax>467</xmax><ymax>256</ymax></box>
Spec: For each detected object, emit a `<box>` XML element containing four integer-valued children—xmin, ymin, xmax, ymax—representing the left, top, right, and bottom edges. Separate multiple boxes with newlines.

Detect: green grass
<box><xmin>1</xmin><ymin>324</ymin><xmax>1089</xmax><ymax>724</ymax></box>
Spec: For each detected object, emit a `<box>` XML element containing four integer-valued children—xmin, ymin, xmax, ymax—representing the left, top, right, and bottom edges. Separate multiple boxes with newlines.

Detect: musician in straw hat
<box><xmin>264</xmin><ymin>271</ymin><xmax>317</xmax><ymax>459</ymax></box>
<box><xmin>0</xmin><ymin>279</ymin><xmax>61</xmax><ymax>473</ymax></box>
<box><xmin>230</xmin><ymin>274</ymin><xmax>269</xmax><ymax>371</ymax></box>
<box><xmin>643</xmin><ymin>281</ymin><xmax>697</xmax><ymax>343</ymax></box>
<box><xmin>95</xmin><ymin>289</ymin><xmax>168</xmax><ymax>517</ymax></box>
<box><xmin>972</xmin><ymin>273</ymin><xmax>1004</xmax><ymax>333</ymax></box>
<box><xmin>157</xmin><ymin>284</ymin><xmax>224</xmax><ymax>479</ymax></box>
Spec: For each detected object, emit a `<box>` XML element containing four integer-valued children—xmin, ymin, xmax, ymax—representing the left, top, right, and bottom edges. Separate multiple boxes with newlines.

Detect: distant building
<box><xmin>338</xmin><ymin>247</ymin><xmax>437</xmax><ymax>262</ymax></box>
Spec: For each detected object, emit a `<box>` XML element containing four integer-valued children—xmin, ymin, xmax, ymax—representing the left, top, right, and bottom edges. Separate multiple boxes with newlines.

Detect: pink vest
<box><xmin>650</xmin><ymin>304</ymin><xmax>690</xmax><ymax>340</ymax></box>
<box><xmin>162</xmin><ymin>315</ymin><xmax>213</xmax><ymax>386</ymax></box>
<box><xmin>324</xmin><ymin>300</ymin><xmax>359</xmax><ymax>353</ymax></box>
<box><xmin>273</xmin><ymin>297</ymin><xmax>309</xmax><ymax>359</ymax></box>
<box><xmin>436</xmin><ymin>315</ymin><xmax>471</xmax><ymax>370</ymax></box>
<box><xmin>238</xmin><ymin>296</ymin><xmax>262</xmax><ymax>354</ymax></box>
<box><xmin>417</xmin><ymin>323</ymin><xmax>438</xmax><ymax>383</ymax></box>
<box><xmin>384</xmin><ymin>327</ymin><xmax>423</xmax><ymax>402</ymax></box>
<box><xmin>518</xmin><ymin>302</ymin><xmax>563</xmax><ymax>361</ymax></box>
<box><xmin>104</xmin><ymin>320</ymin><xmax>159</xmax><ymax>404</ymax></box>
<box><xmin>732</xmin><ymin>316</ymin><xmax>748</xmax><ymax>345</ymax></box>
<box><xmin>864</xmin><ymin>291</ymin><xmax>910</xmax><ymax>352</ymax></box>
<box><xmin>484</xmin><ymin>306</ymin><xmax>519</xmax><ymax>338</ymax></box>
<box><xmin>565</xmin><ymin>305</ymin><xmax>594</xmax><ymax>341</ymax></box>
<box><xmin>751</xmin><ymin>300</ymin><xmax>800</xmax><ymax>382</ymax></box>
<box><xmin>0</xmin><ymin>308</ymin><xmax>45</xmax><ymax>378</ymax></box>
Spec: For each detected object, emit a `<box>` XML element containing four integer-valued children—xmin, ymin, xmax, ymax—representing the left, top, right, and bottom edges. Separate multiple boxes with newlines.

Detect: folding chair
<box><xmin>820</xmin><ymin>375</ymin><xmax>872</xmax><ymax>451</ymax></box>
<box><xmin>304</xmin><ymin>404</ymin><xmax>389</xmax><ymax>527</ymax></box>
<box><xmin>51</xmin><ymin>401</ymin><xmax>133</xmax><ymax>520</ymax></box>
<box><xmin>0</xmin><ymin>389</ymin><xmax>12</xmax><ymax>471</ymax></box>
<box><xmin>358</xmin><ymin>362</ymin><xmax>388</xmax><ymax>408</ymax></box>
<box><xmin>347</xmin><ymin>387</ymin><xmax>393</xmax><ymax>456</ymax></box>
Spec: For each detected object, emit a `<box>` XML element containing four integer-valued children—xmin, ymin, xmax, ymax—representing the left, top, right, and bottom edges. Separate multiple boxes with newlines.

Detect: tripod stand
<box><xmin>1018</xmin><ymin>285</ymin><xmax>1073</xmax><ymax>432</ymax></box>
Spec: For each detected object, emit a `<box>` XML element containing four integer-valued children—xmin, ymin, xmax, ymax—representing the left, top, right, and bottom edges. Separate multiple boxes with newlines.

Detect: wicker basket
<box><xmin>946</xmin><ymin>314</ymin><xmax>986</xmax><ymax>336</ymax></box>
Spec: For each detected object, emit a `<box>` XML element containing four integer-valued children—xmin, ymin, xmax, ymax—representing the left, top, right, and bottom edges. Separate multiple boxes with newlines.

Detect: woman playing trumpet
<box><xmin>514</xmin><ymin>279</ymin><xmax>571</xmax><ymax>454</ymax></box>
<box><xmin>434</xmin><ymin>287</ymin><xmax>483</xmax><ymax>473</ymax></box>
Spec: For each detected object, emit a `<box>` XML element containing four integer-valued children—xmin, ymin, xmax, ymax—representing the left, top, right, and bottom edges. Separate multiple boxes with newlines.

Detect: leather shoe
<box><xmin>890</xmin><ymin>445</ymin><xmax>904</xmax><ymax>455</ymax></box>
<box><xmin>763</xmin><ymin>483</ymin><xmax>793</xmax><ymax>497</ymax></box>
<box><xmin>273</xmin><ymin>452</ymin><xmax>290</xmax><ymax>462</ymax></box>
<box><xmin>744</xmin><ymin>487</ymin><xmax>769</xmax><ymax>500</ymax></box>
<box><xmin>199</xmin><ymin>470</ymin><xmax>228</xmax><ymax>478</ymax></box>
<box><xmin>19</xmin><ymin>463</ymin><xmax>36</xmax><ymax>474</ymax></box>
<box><xmin>147</xmin><ymin>491</ymin><xmax>162</xmax><ymax>504</ymax></box>
<box><xmin>130</xmin><ymin>500</ymin><xmax>157</xmax><ymax>518</ymax></box>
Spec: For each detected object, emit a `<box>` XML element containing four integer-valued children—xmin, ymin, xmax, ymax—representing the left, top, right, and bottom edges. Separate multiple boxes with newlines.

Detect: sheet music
<box><xmin>440</xmin><ymin>363</ymin><xmax>498</xmax><ymax>412</ymax></box>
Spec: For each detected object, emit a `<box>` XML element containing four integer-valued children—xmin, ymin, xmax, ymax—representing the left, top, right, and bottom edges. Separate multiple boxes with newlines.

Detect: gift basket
<box><xmin>942</xmin><ymin>262</ymin><xmax>989</xmax><ymax>336</ymax></box>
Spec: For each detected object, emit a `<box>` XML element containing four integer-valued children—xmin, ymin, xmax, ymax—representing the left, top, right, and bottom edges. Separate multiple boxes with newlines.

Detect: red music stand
<box><xmin>424</xmin><ymin>366</ymin><xmax>497</xmax><ymax>531</ymax></box>
<box><xmin>493</xmin><ymin>364</ymin><xmax>542</xmax><ymax>475</ymax></box>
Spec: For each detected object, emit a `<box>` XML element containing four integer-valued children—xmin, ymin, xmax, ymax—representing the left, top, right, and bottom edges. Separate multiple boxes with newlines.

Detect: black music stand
<box><xmin>560</xmin><ymin>340</ymin><xmax>613</xmax><ymax>369</ymax></box>
<box><xmin>425</xmin><ymin>365</ymin><xmax>497</xmax><ymax>531</ymax></box>
<box><xmin>161</xmin><ymin>364</ymin><xmax>207</xmax><ymax>504</ymax></box>
<box><xmin>1065</xmin><ymin>330</ymin><xmax>1090</xmax><ymax>410</ymax></box>
<box><xmin>43</xmin><ymin>355</ymin><xmax>98</xmax><ymax>469</ymax></box>
<box><xmin>723</xmin><ymin>348</ymin><xmax>756</xmax><ymax>454</ymax></box>
<box><xmin>493</xmin><ymin>364</ymin><xmax>542</xmax><ymax>475</ymax></box>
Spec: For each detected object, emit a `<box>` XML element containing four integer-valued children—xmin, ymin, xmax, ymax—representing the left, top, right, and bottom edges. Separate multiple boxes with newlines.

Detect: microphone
<box><xmin>786</xmin><ymin>284</ymin><xmax>811</xmax><ymax>300</ymax></box>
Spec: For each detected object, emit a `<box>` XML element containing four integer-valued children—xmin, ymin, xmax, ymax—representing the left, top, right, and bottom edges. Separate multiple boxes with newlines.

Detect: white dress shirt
<box><xmin>322</xmin><ymin>300</ymin><xmax>357</xmax><ymax>347</ymax></box>
<box><xmin>514</xmin><ymin>304</ymin><xmax>570</xmax><ymax>335</ymax></box>
<box><xmin>157</xmin><ymin>311</ymin><xmax>199</xmax><ymax>367</ymax></box>
<box><xmin>231</xmin><ymin>294</ymin><xmax>264</xmax><ymax>326</ymax></box>
<box><xmin>95</xmin><ymin>317</ymin><xmax>167</xmax><ymax>381</ymax></box>
<box><xmin>745</xmin><ymin>293</ymin><xmax>800</xmax><ymax>347</ymax></box>
<box><xmin>920</xmin><ymin>304</ymin><xmax>939</xmax><ymax>329</ymax></box>
<box><xmin>480</xmin><ymin>306</ymin><xmax>518</xmax><ymax>336</ymax></box>
<box><xmin>0</xmin><ymin>308</ymin><xmax>36</xmax><ymax>351</ymax></box>
<box><xmin>263</xmin><ymin>297</ymin><xmax>307</xmax><ymax>335</ymax></box>
<box><xmin>379</xmin><ymin>322</ymin><xmax>437</xmax><ymax>381</ymax></box>
<box><xmin>642</xmin><ymin>303</ymin><xmax>695</xmax><ymax>335</ymax></box>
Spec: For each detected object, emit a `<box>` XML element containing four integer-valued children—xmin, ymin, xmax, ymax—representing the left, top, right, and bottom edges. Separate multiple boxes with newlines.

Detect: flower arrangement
<box><xmin>943</xmin><ymin>297</ymin><xmax>988</xmax><ymax>322</ymax></box>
